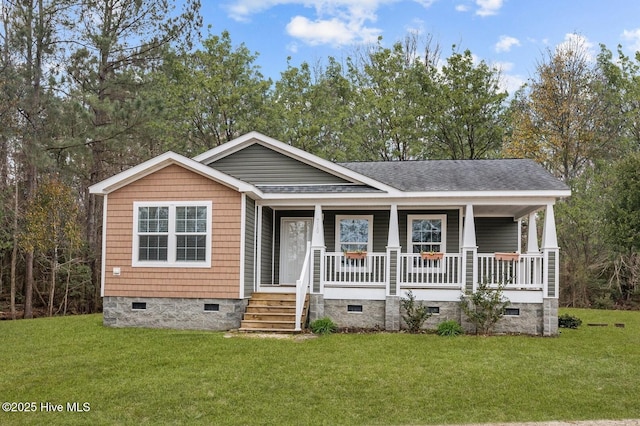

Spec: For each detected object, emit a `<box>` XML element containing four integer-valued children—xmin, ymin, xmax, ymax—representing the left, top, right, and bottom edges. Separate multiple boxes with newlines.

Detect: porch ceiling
<box><xmin>473</xmin><ymin>204</ymin><xmax>543</xmax><ymax>219</ymax></box>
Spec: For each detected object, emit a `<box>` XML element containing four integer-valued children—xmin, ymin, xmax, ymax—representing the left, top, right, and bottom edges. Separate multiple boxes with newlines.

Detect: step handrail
<box><xmin>294</xmin><ymin>242</ymin><xmax>312</xmax><ymax>331</ymax></box>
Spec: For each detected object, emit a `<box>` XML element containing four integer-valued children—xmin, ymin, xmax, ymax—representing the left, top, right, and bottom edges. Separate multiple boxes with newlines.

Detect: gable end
<box><xmin>208</xmin><ymin>143</ymin><xmax>351</xmax><ymax>186</ymax></box>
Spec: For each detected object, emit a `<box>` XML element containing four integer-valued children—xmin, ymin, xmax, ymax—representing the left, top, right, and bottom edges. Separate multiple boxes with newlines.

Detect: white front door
<box><xmin>279</xmin><ymin>218</ymin><xmax>313</xmax><ymax>284</ymax></box>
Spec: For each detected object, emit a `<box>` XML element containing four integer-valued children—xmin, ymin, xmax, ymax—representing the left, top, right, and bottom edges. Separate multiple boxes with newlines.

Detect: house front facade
<box><xmin>90</xmin><ymin>132</ymin><xmax>570</xmax><ymax>335</ymax></box>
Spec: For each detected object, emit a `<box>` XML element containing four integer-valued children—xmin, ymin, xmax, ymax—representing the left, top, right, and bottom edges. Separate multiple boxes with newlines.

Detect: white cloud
<box><xmin>224</xmin><ymin>1</ymin><xmax>439</xmax><ymax>47</ymax></box>
<box><xmin>413</xmin><ymin>0</ymin><xmax>437</xmax><ymax>7</ymax></box>
<box><xmin>475</xmin><ymin>0</ymin><xmax>503</xmax><ymax>16</ymax></box>
<box><xmin>455</xmin><ymin>4</ymin><xmax>469</xmax><ymax>12</ymax></box>
<box><xmin>556</xmin><ymin>33</ymin><xmax>596</xmax><ymax>62</ymax></box>
<box><xmin>286</xmin><ymin>15</ymin><xmax>380</xmax><ymax>46</ymax></box>
<box><xmin>500</xmin><ymin>73</ymin><xmax>525</xmax><ymax>94</ymax></box>
<box><xmin>495</xmin><ymin>35</ymin><xmax>520</xmax><ymax>53</ymax></box>
<box><xmin>622</xmin><ymin>28</ymin><xmax>640</xmax><ymax>52</ymax></box>
<box><xmin>224</xmin><ymin>0</ymin><xmax>287</xmax><ymax>22</ymax></box>
<box><xmin>287</xmin><ymin>42</ymin><xmax>300</xmax><ymax>53</ymax></box>
<box><xmin>492</xmin><ymin>61</ymin><xmax>524</xmax><ymax>94</ymax></box>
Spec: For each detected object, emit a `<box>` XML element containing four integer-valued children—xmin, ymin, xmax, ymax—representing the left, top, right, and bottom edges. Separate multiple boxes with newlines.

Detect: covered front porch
<box><xmin>252</xmin><ymin>201</ymin><xmax>560</xmax><ymax>335</ymax></box>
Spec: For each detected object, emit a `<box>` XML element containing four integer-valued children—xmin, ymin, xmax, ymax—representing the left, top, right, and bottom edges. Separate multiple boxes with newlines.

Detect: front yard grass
<box><xmin>0</xmin><ymin>308</ymin><xmax>639</xmax><ymax>425</ymax></box>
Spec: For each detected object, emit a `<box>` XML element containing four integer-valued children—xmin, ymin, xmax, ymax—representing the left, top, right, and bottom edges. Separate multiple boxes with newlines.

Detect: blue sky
<box><xmin>204</xmin><ymin>0</ymin><xmax>640</xmax><ymax>94</ymax></box>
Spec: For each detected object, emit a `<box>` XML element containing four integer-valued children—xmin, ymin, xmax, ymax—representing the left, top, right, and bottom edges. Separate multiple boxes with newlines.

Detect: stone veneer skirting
<box><xmin>103</xmin><ymin>296</ymin><xmax>247</xmax><ymax>330</ymax></box>
<box><xmin>103</xmin><ymin>295</ymin><xmax>558</xmax><ymax>336</ymax></box>
<box><xmin>310</xmin><ymin>297</ymin><xmax>557</xmax><ymax>336</ymax></box>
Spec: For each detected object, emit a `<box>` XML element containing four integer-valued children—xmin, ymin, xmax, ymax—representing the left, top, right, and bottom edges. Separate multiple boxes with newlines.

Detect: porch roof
<box><xmin>257</xmin><ymin>184</ymin><xmax>382</xmax><ymax>193</ymax></box>
<box><xmin>339</xmin><ymin>159</ymin><xmax>570</xmax><ymax>192</ymax></box>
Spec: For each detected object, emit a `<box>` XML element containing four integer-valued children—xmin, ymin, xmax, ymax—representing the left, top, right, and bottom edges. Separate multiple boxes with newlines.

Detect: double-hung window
<box><xmin>408</xmin><ymin>214</ymin><xmax>446</xmax><ymax>270</ymax></box>
<box><xmin>133</xmin><ymin>201</ymin><xmax>212</xmax><ymax>267</ymax></box>
<box><xmin>336</xmin><ymin>215</ymin><xmax>373</xmax><ymax>269</ymax></box>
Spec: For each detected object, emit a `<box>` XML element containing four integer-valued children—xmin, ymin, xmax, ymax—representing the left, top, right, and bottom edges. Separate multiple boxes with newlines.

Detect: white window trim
<box><xmin>335</xmin><ymin>214</ymin><xmax>374</xmax><ymax>253</ymax></box>
<box><xmin>335</xmin><ymin>214</ymin><xmax>373</xmax><ymax>272</ymax></box>
<box><xmin>132</xmin><ymin>201</ymin><xmax>212</xmax><ymax>268</ymax></box>
<box><xmin>407</xmin><ymin>214</ymin><xmax>447</xmax><ymax>273</ymax></box>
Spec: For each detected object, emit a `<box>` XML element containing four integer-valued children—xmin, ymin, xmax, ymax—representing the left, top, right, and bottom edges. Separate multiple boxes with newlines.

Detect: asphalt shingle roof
<box><xmin>256</xmin><ymin>184</ymin><xmax>381</xmax><ymax>193</ymax></box>
<box><xmin>339</xmin><ymin>159</ymin><xmax>569</xmax><ymax>192</ymax></box>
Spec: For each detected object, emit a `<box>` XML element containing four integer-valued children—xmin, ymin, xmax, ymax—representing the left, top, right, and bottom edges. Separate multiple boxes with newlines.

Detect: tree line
<box><xmin>1</xmin><ymin>1</ymin><xmax>638</xmax><ymax>319</ymax></box>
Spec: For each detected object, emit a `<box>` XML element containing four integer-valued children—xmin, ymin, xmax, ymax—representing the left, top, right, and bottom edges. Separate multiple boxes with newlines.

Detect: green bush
<box><xmin>437</xmin><ymin>320</ymin><xmax>464</xmax><ymax>336</ymax></box>
<box><xmin>310</xmin><ymin>317</ymin><xmax>337</xmax><ymax>335</ymax></box>
<box><xmin>401</xmin><ymin>290</ymin><xmax>432</xmax><ymax>333</ymax></box>
<box><xmin>459</xmin><ymin>281</ymin><xmax>510</xmax><ymax>335</ymax></box>
<box><xmin>558</xmin><ymin>313</ymin><xmax>582</xmax><ymax>329</ymax></box>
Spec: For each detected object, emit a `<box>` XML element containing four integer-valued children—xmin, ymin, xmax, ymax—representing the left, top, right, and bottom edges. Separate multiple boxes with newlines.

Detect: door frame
<box><xmin>278</xmin><ymin>217</ymin><xmax>313</xmax><ymax>285</ymax></box>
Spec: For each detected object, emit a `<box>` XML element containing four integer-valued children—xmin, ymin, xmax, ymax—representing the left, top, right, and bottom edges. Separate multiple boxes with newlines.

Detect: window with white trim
<box><xmin>408</xmin><ymin>214</ymin><xmax>447</xmax><ymax>270</ymax></box>
<box><xmin>408</xmin><ymin>215</ymin><xmax>446</xmax><ymax>254</ymax></box>
<box><xmin>336</xmin><ymin>215</ymin><xmax>373</xmax><ymax>252</ymax></box>
<box><xmin>133</xmin><ymin>201</ymin><xmax>212</xmax><ymax>267</ymax></box>
<box><xmin>335</xmin><ymin>215</ymin><xmax>373</xmax><ymax>268</ymax></box>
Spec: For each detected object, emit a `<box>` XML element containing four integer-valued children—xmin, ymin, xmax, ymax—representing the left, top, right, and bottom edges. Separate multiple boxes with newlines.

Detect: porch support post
<box><xmin>385</xmin><ymin>204</ymin><xmax>401</xmax><ymax>331</ymax></box>
<box><xmin>309</xmin><ymin>204</ymin><xmax>326</xmax><ymax>323</ymax></box>
<box><xmin>255</xmin><ymin>205</ymin><xmax>262</xmax><ymax>292</ymax></box>
<box><xmin>527</xmin><ymin>212</ymin><xmax>539</xmax><ymax>253</ymax></box>
<box><xmin>310</xmin><ymin>205</ymin><xmax>326</xmax><ymax>295</ymax></box>
<box><xmin>541</xmin><ymin>203</ymin><xmax>559</xmax><ymax>336</ymax></box>
<box><xmin>461</xmin><ymin>204</ymin><xmax>478</xmax><ymax>293</ymax></box>
<box><xmin>386</xmin><ymin>203</ymin><xmax>401</xmax><ymax>297</ymax></box>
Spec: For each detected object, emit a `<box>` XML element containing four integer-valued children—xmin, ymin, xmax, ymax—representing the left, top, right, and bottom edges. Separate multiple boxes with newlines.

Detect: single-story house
<box><xmin>90</xmin><ymin>132</ymin><xmax>570</xmax><ymax>335</ymax></box>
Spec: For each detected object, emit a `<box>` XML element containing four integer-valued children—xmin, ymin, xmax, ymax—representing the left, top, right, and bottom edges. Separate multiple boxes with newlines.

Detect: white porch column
<box><xmin>527</xmin><ymin>212</ymin><xmax>539</xmax><ymax>253</ymax></box>
<box><xmin>385</xmin><ymin>204</ymin><xmax>401</xmax><ymax>331</ymax></box>
<box><xmin>461</xmin><ymin>204</ymin><xmax>478</xmax><ymax>293</ymax></box>
<box><xmin>255</xmin><ymin>205</ymin><xmax>263</xmax><ymax>291</ymax></box>
<box><xmin>308</xmin><ymin>204</ymin><xmax>326</xmax><ymax>323</ymax></box>
<box><xmin>386</xmin><ymin>204</ymin><xmax>401</xmax><ymax>297</ymax></box>
<box><xmin>311</xmin><ymin>204</ymin><xmax>325</xmax><ymax>248</ymax></box>
<box><xmin>541</xmin><ymin>203</ymin><xmax>559</xmax><ymax>298</ymax></box>
<box><xmin>541</xmin><ymin>203</ymin><xmax>560</xmax><ymax>336</ymax></box>
<box><xmin>310</xmin><ymin>204</ymin><xmax>326</xmax><ymax>295</ymax></box>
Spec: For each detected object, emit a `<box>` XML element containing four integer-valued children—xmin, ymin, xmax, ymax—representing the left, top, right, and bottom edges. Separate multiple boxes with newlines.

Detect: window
<box><xmin>427</xmin><ymin>306</ymin><xmax>440</xmax><ymax>314</ymax></box>
<box><xmin>133</xmin><ymin>201</ymin><xmax>212</xmax><ymax>267</ymax></box>
<box><xmin>347</xmin><ymin>304</ymin><xmax>363</xmax><ymax>312</ymax></box>
<box><xmin>335</xmin><ymin>215</ymin><xmax>373</xmax><ymax>269</ymax></box>
<box><xmin>408</xmin><ymin>215</ymin><xmax>447</xmax><ymax>271</ymax></box>
<box><xmin>505</xmin><ymin>308</ymin><xmax>520</xmax><ymax>316</ymax></box>
<box><xmin>408</xmin><ymin>215</ymin><xmax>446</xmax><ymax>254</ymax></box>
<box><xmin>132</xmin><ymin>302</ymin><xmax>146</xmax><ymax>310</ymax></box>
<box><xmin>336</xmin><ymin>215</ymin><xmax>372</xmax><ymax>253</ymax></box>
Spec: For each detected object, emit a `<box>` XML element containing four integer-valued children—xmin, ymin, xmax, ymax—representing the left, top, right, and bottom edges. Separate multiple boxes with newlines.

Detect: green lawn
<box><xmin>1</xmin><ymin>309</ymin><xmax>639</xmax><ymax>425</ymax></box>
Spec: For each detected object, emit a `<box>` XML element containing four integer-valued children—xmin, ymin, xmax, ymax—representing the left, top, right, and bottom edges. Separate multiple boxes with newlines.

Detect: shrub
<box><xmin>459</xmin><ymin>281</ymin><xmax>510</xmax><ymax>335</ymax></box>
<box><xmin>437</xmin><ymin>320</ymin><xmax>464</xmax><ymax>336</ymax></box>
<box><xmin>558</xmin><ymin>313</ymin><xmax>582</xmax><ymax>329</ymax></box>
<box><xmin>401</xmin><ymin>290</ymin><xmax>432</xmax><ymax>333</ymax></box>
<box><xmin>310</xmin><ymin>317</ymin><xmax>337</xmax><ymax>335</ymax></box>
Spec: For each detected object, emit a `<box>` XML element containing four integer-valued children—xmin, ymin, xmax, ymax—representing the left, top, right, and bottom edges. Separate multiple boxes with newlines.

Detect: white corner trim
<box><xmin>100</xmin><ymin>195</ymin><xmax>108</xmax><ymax>298</ymax></box>
<box><xmin>239</xmin><ymin>194</ymin><xmax>246</xmax><ymax>299</ymax></box>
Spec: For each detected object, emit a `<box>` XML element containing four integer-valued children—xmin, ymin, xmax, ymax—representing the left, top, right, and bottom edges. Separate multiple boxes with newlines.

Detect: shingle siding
<box><xmin>104</xmin><ymin>164</ymin><xmax>242</xmax><ymax>299</ymax></box>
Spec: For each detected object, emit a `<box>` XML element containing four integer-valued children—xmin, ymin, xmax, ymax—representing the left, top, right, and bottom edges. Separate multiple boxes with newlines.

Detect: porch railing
<box><xmin>319</xmin><ymin>252</ymin><xmax>543</xmax><ymax>290</ymax></box>
<box><xmin>294</xmin><ymin>242</ymin><xmax>312</xmax><ymax>331</ymax></box>
<box><xmin>399</xmin><ymin>253</ymin><xmax>462</xmax><ymax>286</ymax></box>
<box><xmin>477</xmin><ymin>253</ymin><xmax>543</xmax><ymax>289</ymax></box>
<box><xmin>323</xmin><ymin>252</ymin><xmax>386</xmax><ymax>285</ymax></box>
